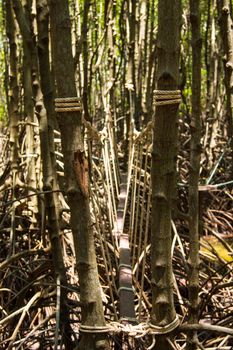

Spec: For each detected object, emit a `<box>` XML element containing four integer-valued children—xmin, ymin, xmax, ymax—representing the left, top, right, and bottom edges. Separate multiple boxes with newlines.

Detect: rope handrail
<box><xmin>83</xmin><ymin>119</ymin><xmax>102</xmax><ymax>143</ymax></box>
<box><xmin>79</xmin><ymin>317</ymin><xmax>233</xmax><ymax>337</ymax></box>
<box><xmin>134</xmin><ymin>121</ymin><xmax>153</xmax><ymax>144</ymax></box>
<box><xmin>84</xmin><ymin>115</ymin><xmax>120</xmax><ymax>320</ymax></box>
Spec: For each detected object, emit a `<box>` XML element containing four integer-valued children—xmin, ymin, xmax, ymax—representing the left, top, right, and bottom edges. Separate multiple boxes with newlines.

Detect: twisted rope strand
<box><xmin>55</xmin><ymin>102</ymin><xmax>82</xmax><ymax>107</ymax></box>
<box><xmin>154</xmin><ymin>89</ymin><xmax>181</xmax><ymax>95</ymax></box>
<box><xmin>154</xmin><ymin>94</ymin><xmax>180</xmax><ymax>100</ymax></box>
<box><xmin>55</xmin><ymin>107</ymin><xmax>82</xmax><ymax>112</ymax></box>
<box><xmin>154</xmin><ymin>99</ymin><xmax>181</xmax><ymax>106</ymax></box>
<box><xmin>55</xmin><ymin>97</ymin><xmax>81</xmax><ymax>102</ymax></box>
<box><xmin>79</xmin><ymin>325</ymin><xmax>110</xmax><ymax>334</ymax></box>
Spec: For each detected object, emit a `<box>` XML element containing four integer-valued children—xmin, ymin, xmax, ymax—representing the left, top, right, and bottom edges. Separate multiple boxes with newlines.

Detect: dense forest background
<box><xmin>0</xmin><ymin>0</ymin><xmax>233</xmax><ymax>349</ymax></box>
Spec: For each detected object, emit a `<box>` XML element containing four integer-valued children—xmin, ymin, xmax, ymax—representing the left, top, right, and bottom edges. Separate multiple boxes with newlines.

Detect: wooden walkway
<box><xmin>114</xmin><ymin>173</ymin><xmax>136</xmax><ymax>323</ymax></box>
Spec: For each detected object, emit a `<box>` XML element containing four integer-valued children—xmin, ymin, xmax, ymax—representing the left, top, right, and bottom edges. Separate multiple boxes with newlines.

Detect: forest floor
<box><xmin>0</xmin><ymin>125</ymin><xmax>232</xmax><ymax>349</ymax></box>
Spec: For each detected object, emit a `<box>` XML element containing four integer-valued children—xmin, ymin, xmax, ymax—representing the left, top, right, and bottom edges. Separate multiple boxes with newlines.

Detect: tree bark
<box><xmin>217</xmin><ymin>0</ymin><xmax>233</xmax><ymax>179</ymax></box>
<box><xmin>5</xmin><ymin>0</ymin><xmax>20</xmax><ymax>257</ymax></box>
<box><xmin>145</xmin><ymin>0</ymin><xmax>156</xmax><ymax>126</ymax></box>
<box><xmin>126</xmin><ymin>0</ymin><xmax>136</xmax><ymax>129</ymax></box>
<box><xmin>12</xmin><ymin>0</ymin><xmax>38</xmax><ymax>226</ymax></box>
<box><xmin>205</xmin><ymin>0</ymin><xmax>220</xmax><ymax>172</ymax></box>
<box><xmin>186</xmin><ymin>0</ymin><xmax>202</xmax><ymax>349</ymax></box>
<box><xmin>6</xmin><ymin>0</ymin><xmax>19</xmax><ymax>171</ymax></box>
<box><xmin>36</xmin><ymin>1</ymin><xmax>74</xmax><ymax>348</ymax></box>
<box><xmin>13</xmin><ymin>1</ymin><xmax>73</xmax><ymax>347</ymax></box>
<box><xmin>82</xmin><ymin>0</ymin><xmax>91</xmax><ymax>122</ymax></box>
<box><xmin>151</xmin><ymin>1</ymin><xmax>181</xmax><ymax>349</ymax></box>
<box><xmin>48</xmin><ymin>1</ymin><xmax>109</xmax><ymax>349</ymax></box>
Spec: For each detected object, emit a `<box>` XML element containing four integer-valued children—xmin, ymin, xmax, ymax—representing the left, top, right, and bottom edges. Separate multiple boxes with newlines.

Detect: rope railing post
<box><xmin>151</xmin><ymin>88</ymin><xmax>181</xmax><ymax>335</ymax></box>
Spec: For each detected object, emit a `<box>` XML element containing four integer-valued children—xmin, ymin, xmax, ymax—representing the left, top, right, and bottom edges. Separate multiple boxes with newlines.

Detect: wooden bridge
<box><xmin>86</xmin><ymin>118</ymin><xmax>153</xmax><ymax>324</ymax></box>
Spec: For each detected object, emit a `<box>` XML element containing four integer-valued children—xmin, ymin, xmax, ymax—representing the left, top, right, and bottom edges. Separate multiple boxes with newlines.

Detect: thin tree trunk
<box><xmin>36</xmin><ymin>1</ymin><xmax>74</xmax><ymax>348</ymax></box>
<box><xmin>145</xmin><ymin>0</ymin><xmax>156</xmax><ymax>125</ymax></box>
<box><xmin>48</xmin><ymin>1</ymin><xmax>109</xmax><ymax>349</ymax></box>
<box><xmin>82</xmin><ymin>0</ymin><xmax>91</xmax><ymax>122</ymax></box>
<box><xmin>136</xmin><ymin>0</ymin><xmax>146</xmax><ymax>127</ymax></box>
<box><xmin>12</xmin><ymin>0</ymin><xmax>38</xmax><ymax>227</ymax></box>
<box><xmin>13</xmin><ymin>1</ymin><xmax>73</xmax><ymax>347</ymax></box>
<box><xmin>151</xmin><ymin>1</ymin><xmax>181</xmax><ymax>349</ymax></box>
<box><xmin>186</xmin><ymin>0</ymin><xmax>202</xmax><ymax>349</ymax></box>
<box><xmin>5</xmin><ymin>0</ymin><xmax>20</xmax><ymax>257</ymax></box>
<box><xmin>6</xmin><ymin>0</ymin><xmax>19</xmax><ymax>171</ymax></box>
<box><xmin>217</xmin><ymin>0</ymin><xmax>233</xmax><ymax>178</ymax></box>
<box><xmin>205</xmin><ymin>0</ymin><xmax>211</xmax><ymax>96</ymax></box>
<box><xmin>205</xmin><ymin>0</ymin><xmax>220</xmax><ymax>171</ymax></box>
<box><xmin>126</xmin><ymin>0</ymin><xmax>136</xmax><ymax>129</ymax></box>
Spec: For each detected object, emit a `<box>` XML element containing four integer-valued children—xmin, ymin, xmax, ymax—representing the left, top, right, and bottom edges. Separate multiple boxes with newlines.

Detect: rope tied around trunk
<box><xmin>148</xmin><ymin>314</ymin><xmax>180</xmax><ymax>334</ymax></box>
<box><xmin>55</xmin><ymin>97</ymin><xmax>82</xmax><ymax>112</ymax></box>
<box><xmin>79</xmin><ymin>315</ymin><xmax>180</xmax><ymax>336</ymax></box>
<box><xmin>153</xmin><ymin>89</ymin><xmax>181</xmax><ymax>106</ymax></box>
<box><xmin>79</xmin><ymin>324</ymin><xmax>111</xmax><ymax>334</ymax></box>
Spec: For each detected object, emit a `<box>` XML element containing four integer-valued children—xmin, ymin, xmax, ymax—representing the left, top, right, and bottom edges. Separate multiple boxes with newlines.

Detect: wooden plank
<box><xmin>115</xmin><ymin>174</ymin><xmax>136</xmax><ymax>323</ymax></box>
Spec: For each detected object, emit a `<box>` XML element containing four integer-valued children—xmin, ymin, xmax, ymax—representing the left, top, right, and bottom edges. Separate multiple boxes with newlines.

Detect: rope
<box><xmin>153</xmin><ymin>89</ymin><xmax>181</xmax><ymax>106</ymax></box>
<box><xmin>130</xmin><ymin>146</ymin><xmax>140</xmax><ymax>264</ymax></box>
<box><xmin>83</xmin><ymin>119</ymin><xmax>102</xmax><ymax>143</ymax></box>
<box><xmin>154</xmin><ymin>89</ymin><xmax>181</xmax><ymax>95</ymax></box>
<box><xmin>119</xmin><ymin>263</ymin><xmax>132</xmax><ymax>269</ymax></box>
<box><xmin>138</xmin><ymin>144</ymin><xmax>151</xmax><ymax>317</ymax></box>
<box><xmin>132</xmin><ymin>144</ymin><xmax>143</xmax><ymax>269</ymax></box>
<box><xmin>124</xmin><ymin>127</ymin><xmax>153</xmax><ymax>318</ymax></box>
<box><xmin>79</xmin><ymin>316</ymin><xmax>180</xmax><ymax>336</ymax></box>
<box><xmin>120</xmin><ymin>317</ymin><xmax>139</xmax><ymax>324</ymax></box>
<box><xmin>55</xmin><ymin>97</ymin><xmax>82</xmax><ymax>112</ymax></box>
<box><xmin>55</xmin><ymin>97</ymin><xmax>82</xmax><ymax>102</ymax></box>
<box><xmin>89</xmin><ymin>185</ymin><xmax>118</xmax><ymax>319</ymax></box>
<box><xmin>55</xmin><ymin>107</ymin><xmax>82</xmax><ymax>112</ymax></box>
<box><xmin>118</xmin><ymin>286</ymin><xmax>134</xmax><ymax>293</ymax></box>
<box><xmin>79</xmin><ymin>324</ymin><xmax>110</xmax><ymax>334</ymax></box>
<box><xmin>85</xmin><ymin>122</ymin><xmax>119</xmax><ymax>318</ymax></box>
<box><xmin>148</xmin><ymin>315</ymin><xmax>180</xmax><ymax>335</ymax></box>
<box><xmin>134</xmin><ymin>121</ymin><xmax>153</xmax><ymax>144</ymax></box>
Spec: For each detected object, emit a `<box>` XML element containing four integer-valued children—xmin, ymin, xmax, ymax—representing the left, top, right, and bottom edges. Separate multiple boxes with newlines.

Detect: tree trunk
<box><xmin>14</xmin><ymin>1</ymin><xmax>73</xmax><ymax>347</ymax></box>
<box><xmin>36</xmin><ymin>1</ymin><xmax>74</xmax><ymax>348</ymax></box>
<box><xmin>48</xmin><ymin>1</ymin><xmax>109</xmax><ymax>349</ymax></box>
<box><xmin>186</xmin><ymin>0</ymin><xmax>202</xmax><ymax>349</ymax></box>
<box><xmin>145</xmin><ymin>0</ymin><xmax>156</xmax><ymax>126</ymax></box>
<box><xmin>82</xmin><ymin>0</ymin><xmax>91</xmax><ymax>122</ymax></box>
<box><xmin>12</xmin><ymin>0</ymin><xmax>39</xmax><ymax>227</ymax></box>
<box><xmin>6</xmin><ymin>0</ymin><xmax>19</xmax><ymax>171</ymax></box>
<box><xmin>205</xmin><ymin>0</ymin><xmax>220</xmax><ymax>172</ymax></box>
<box><xmin>126</xmin><ymin>0</ymin><xmax>136</xmax><ymax>130</ymax></box>
<box><xmin>5</xmin><ymin>0</ymin><xmax>20</xmax><ymax>257</ymax></box>
<box><xmin>217</xmin><ymin>0</ymin><xmax>233</xmax><ymax>179</ymax></box>
<box><xmin>136</xmin><ymin>0</ymin><xmax>147</xmax><ymax>127</ymax></box>
<box><xmin>151</xmin><ymin>1</ymin><xmax>181</xmax><ymax>349</ymax></box>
